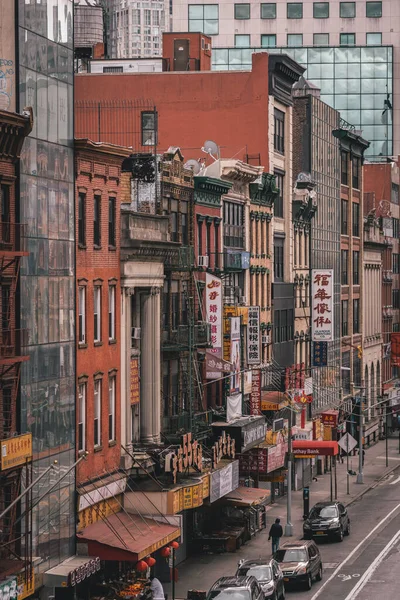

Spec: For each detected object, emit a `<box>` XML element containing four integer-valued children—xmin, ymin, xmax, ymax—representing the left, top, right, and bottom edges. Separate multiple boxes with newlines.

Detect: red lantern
<box><xmin>160</xmin><ymin>547</ymin><xmax>171</xmax><ymax>558</ymax></box>
<box><xmin>170</xmin><ymin>541</ymin><xmax>179</xmax><ymax>549</ymax></box>
<box><xmin>145</xmin><ymin>556</ymin><xmax>156</xmax><ymax>567</ymax></box>
<box><xmin>136</xmin><ymin>560</ymin><xmax>148</xmax><ymax>572</ymax></box>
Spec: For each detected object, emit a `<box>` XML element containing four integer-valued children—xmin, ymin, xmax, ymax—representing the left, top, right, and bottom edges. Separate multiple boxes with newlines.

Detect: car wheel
<box><xmin>345</xmin><ymin>521</ymin><xmax>351</xmax><ymax>536</ymax></box>
<box><xmin>305</xmin><ymin>574</ymin><xmax>312</xmax><ymax>590</ymax></box>
<box><xmin>337</xmin><ymin>527</ymin><xmax>344</xmax><ymax>542</ymax></box>
<box><xmin>316</xmin><ymin>565</ymin><xmax>323</xmax><ymax>581</ymax></box>
<box><xmin>303</xmin><ymin>532</ymin><xmax>312</xmax><ymax>540</ymax></box>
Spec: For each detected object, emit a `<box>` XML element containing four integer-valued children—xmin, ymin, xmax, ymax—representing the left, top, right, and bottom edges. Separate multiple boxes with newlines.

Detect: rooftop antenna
<box><xmin>201</xmin><ymin>140</ymin><xmax>219</xmax><ymax>161</ymax></box>
<box><xmin>184</xmin><ymin>159</ymin><xmax>202</xmax><ymax>174</ymax></box>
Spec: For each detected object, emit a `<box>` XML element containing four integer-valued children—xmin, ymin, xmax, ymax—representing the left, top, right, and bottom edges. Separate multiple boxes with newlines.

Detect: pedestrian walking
<box><xmin>268</xmin><ymin>518</ymin><xmax>283</xmax><ymax>555</ymax></box>
<box><xmin>150</xmin><ymin>577</ymin><xmax>165</xmax><ymax>600</ymax></box>
<box><xmin>358</xmin><ymin>448</ymin><xmax>365</xmax><ymax>466</ymax></box>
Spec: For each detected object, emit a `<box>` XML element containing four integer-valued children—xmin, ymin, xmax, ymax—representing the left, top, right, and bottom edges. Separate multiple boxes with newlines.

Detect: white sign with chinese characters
<box><xmin>206</xmin><ymin>273</ymin><xmax>223</xmax><ymax>355</ymax></box>
<box><xmin>312</xmin><ymin>269</ymin><xmax>334</xmax><ymax>342</ymax></box>
<box><xmin>247</xmin><ymin>306</ymin><xmax>261</xmax><ymax>365</ymax></box>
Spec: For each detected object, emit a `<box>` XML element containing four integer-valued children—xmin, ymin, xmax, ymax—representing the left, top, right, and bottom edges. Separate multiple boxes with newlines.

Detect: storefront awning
<box><xmin>77</xmin><ymin>512</ymin><xmax>180</xmax><ymax>562</ymax></box>
<box><xmin>44</xmin><ymin>556</ymin><xmax>101</xmax><ymax>588</ymax></box>
<box><xmin>261</xmin><ymin>391</ymin><xmax>288</xmax><ymax>411</ymax></box>
<box><xmin>222</xmin><ymin>486</ymin><xmax>270</xmax><ymax>506</ymax></box>
<box><xmin>293</xmin><ymin>440</ymin><xmax>338</xmax><ymax>457</ymax></box>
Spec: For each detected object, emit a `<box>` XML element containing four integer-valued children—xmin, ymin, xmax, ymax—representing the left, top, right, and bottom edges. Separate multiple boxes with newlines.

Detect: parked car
<box><xmin>274</xmin><ymin>540</ymin><xmax>322</xmax><ymax>591</ymax></box>
<box><xmin>207</xmin><ymin>576</ymin><xmax>264</xmax><ymax>600</ymax></box>
<box><xmin>303</xmin><ymin>501</ymin><xmax>350</xmax><ymax>542</ymax></box>
<box><xmin>236</xmin><ymin>559</ymin><xmax>285</xmax><ymax>600</ymax></box>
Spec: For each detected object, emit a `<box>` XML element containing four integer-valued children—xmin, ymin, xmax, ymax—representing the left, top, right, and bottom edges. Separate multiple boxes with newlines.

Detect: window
<box><xmin>274</xmin><ymin>109</ymin><xmax>285</xmax><ymax>154</ymax></box>
<box><xmin>287</xmin><ymin>2</ymin><xmax>303</xmax><ymax>18</ymax></box>
<box><xmin>78</xmin><ymin>383</ymin><xmax>86</xmax><ymax>452</ymax></box>
<box><xmin>261</xmin><ymin>3</ymin><xmax>276</xmax><ymax>18</ymax></box>
<box><xmin>235</xmin><ymin>34</ymin><xmax>250</xmax><ymax>47</ymax></box>
<box><xmin>261</xmin><ymin>34</ymin><xmax>276</xmax><ymax>47</ymax></box>
<box><xmin>353</xmin><ymin>349</ymin><xmax>361</xmax><ymax>386</ymax></box>
<box><xmin>188</xmin><ymin>4</ymin><xmax>219</xmax><ymax>35</ymax></box>
<box><xmin>94</xmin><ymin>195</ymin><xmax>101</xmax><ymax>246</ymax></box>
<box><xmin>197</xmin><ymin>219</ymin><xmax>203</xmax><ymax>256</ymax></box>
<box><xmin>0</xmin><ymin>184</ymin><xmax>10</xmax><ymax>243</ymax></box>
<box><xmin>393</xmin><ymin>218</ymin><xmax>400</xmax><ymax>239</ymax></box>
<box><xmin>341</xmin><ymin>250</ymin><xmax>348</xmax><ymax>284</ymax></box>
<box><xmin>94</xmin><ymin>286</ymin><xmax>101</xmax><ymax>342</ymax></box>
<box><xmin>341</xmin><ymin>199</ymin><xmax>348</xmax><ymax>234</ymax></box>
<box><xmin>287</xmin><ymin>33</ymin><xmax>303</xmax><ymax>46</ymax></box>
<box><xmin>366</xmin><ymin>1</ymin><xmax>382</xmax><ymax>17</ymax></box>
<box><xmin>313</xmin><ymin>2</ymin><xmax>329</xmax><ymax>17</ymax></box>
<box><xmin>2</xmin><ymin>387</ymin><xmax>12</xmax><ymax>434</ymax></box>
<box><xmin>341</xmin><ymin>151</ymin><xmax>348</xmax><ymax>185</ymax></box>
<box><xmin>313</xmin><ymin>33</ymin><xmax>329</xmax><ymax>45</ymax></box>
<box><xmin>393</xmin><ymin>254</ymin><xmax>400</xmax><ymax>274</ymax></box>
<box><xmin>2</xmin><ymin>285</ymin><xmax>10</xmax><ymax>331</ymax></box>
<box><xmin>366</xmin><ymin>32</ymin><xmax>382</xmax><ymax>45</ymax></box>
<box><xmin>393</xmin><ymin>323</ymin><xmax>400</xmax><ymax>333</ymax></box>
<box><xmin>108</xmin><ymin>375</ymin><xmax>116</xmax><ymax>442</ymax></box>
<box><xmin>353</xmin><ymin>250</ymin><xmax>360</xmax><ymax>285</ymax></box>
<box><xmin>78</xmin><ymin>192</ymin><xmax>86</xmax><ymax>245</ymax></box>
<box><xmin>274</xmin><ymin>171</ymin><xmax>284</xmax><ymax>218</ymax></box>
<box><xmin>94</xmin><ymin>379</ymin><xmax>101</xmax><ymax>447</ymax></box>
<box><xmin>342</xmin><ymin>351</ymin><xmax>351</xmax><ymax>392</ymax></box>
<box><xmin>353</xmin><ymin>298</ymin><xmax>360</xmax><ymax>333</ymax></box>
<box><xmin>340</xmin><ymin>33</ymin><xmax>356</xmax><ymax>45</ymax></box>
<box><xmin>171</xmin><ymin>280</ymin><xmax>179</xmax><ymax>330</ymax></box>
<box><xmin>342</xmin><ymin>300</ymin><xmax>348</xmax><ymax>336</ymax></box>
<box><xmin>141</xmin><ymin>111</ymin><xmax>157</xmax><ymax>146</ymax></box>
<box><xmin>78</xmin><ymin>286</ymin><xmax>86</xmax><ymax>344</ymax></box>
<box><xmin>352</xmin><ymin>158</ymin><xmax>361</xmax><ymax>191</ymax></box>
<box><xmin>108</xmin><ymin>197</ymin><xmax>116</xmax><ymax>246</ymax></box>
<box><xmin>393</xmin><ymin>289</ymin><xmax>400</xmax><ymax>309</ymax></box>
<box><xmin>182</xmin><ymin>203</ymin><xmax>189</xmax><ymax>245</ymax></box>
<box><xmin>234</xmin><ymin>3</ymin><xmax>250</xmax><ymax>19</ymax></box>
<box><xmin>108</xmin><ymin>285</ymin><xmax>116</xmax><ymax>340</ymax></box>
<box><xmin>223</xmin><ymin>202</ymin><xmax>244</xmax><ymax>248</ymax></box>
<box><xmin>340</xmin><ymin>2</ymin><xmax>355</xmax><ymax>17</ymax></box>
<box><xmin>274</xmin><ymin>310</ymin><xmax>280</xmax><ymax>343</ymax></box>
<box><xmin>274</xmin><ymin>237</ymin><xmax>284</xmax><ymax>281</ymax></box>
<box><xmin>103</xmin><ymin>66</ymin><xmax>123</xmax><ymax>73</ymax></box>
<box><xmin>392</xmin><ymin>183</ymin><xmax>399</xmax><ymax>205</ymax></box>
<box><xmin>352</xmin><ymin>202</ymin><xmax>360</xmax><ymax>236</ymax></box>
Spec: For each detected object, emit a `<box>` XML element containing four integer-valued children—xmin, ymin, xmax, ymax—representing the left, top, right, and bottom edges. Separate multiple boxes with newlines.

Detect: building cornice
<box><xmin>0</xmin><ymin>107</ymin><xmax>33</xmax><ymax>160</ymax></box>
<box><xmin>75</xmin><ymin>137</ymin><xmax>132</xmax><ymax>160</ymax></box>
<box><xmin>220</xmin><ymin>160</ymin><xmax>263</xmax><ymax>183</ymax></box>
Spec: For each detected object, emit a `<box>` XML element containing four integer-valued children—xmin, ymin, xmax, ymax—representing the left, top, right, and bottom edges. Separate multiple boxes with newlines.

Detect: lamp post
<box><xmin>285</xmin><ymin>408</ymin><xmax>293</xmax><ymax>537</ymax></box>
<box><xmin>356</xmin><ymin>392</ymin><xmax>364</xmax><ymax>484</ymax></box>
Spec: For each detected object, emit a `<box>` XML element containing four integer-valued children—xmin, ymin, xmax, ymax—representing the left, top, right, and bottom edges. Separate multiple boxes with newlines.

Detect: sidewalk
<box><xmin>164</xmin><ymin>437</ymin><xmax>400</xmax><ymax>599</ymax></box>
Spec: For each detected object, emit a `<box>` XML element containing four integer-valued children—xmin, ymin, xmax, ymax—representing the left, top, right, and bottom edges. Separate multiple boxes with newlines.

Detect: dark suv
<box><xmin>207</xmin><ymin>576</ymin><xmax>264</xmax><ymax>600</ymax></box>
<box><xmin>303</xmin><ymin>501</ymin><xmax>350</xmax><ymax>542</ymax></box>
<box><xmin>274</xmin><ymin>540</ymin><xmax>322</xmax><ymax>591</ymax></box>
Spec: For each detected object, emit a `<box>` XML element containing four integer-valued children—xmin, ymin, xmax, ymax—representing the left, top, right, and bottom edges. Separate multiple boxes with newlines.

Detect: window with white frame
<box><xmin>108</xmin><ymin>376</ymin><xmax>116</xmax><ymax>442</ymax></box>
<box><xmin>94</xmin><ymin>286</ymin><xmax>101</xmax><ymax>342</ymax></box>
<box><xmin>94</xmin><ymin>379</ymin><xmax>101</xmax><ymax>447</ymax></box>
<box><xmin>108</xmin><ymin>285</ymin><xmax>116</xmax><ymax>340</ymax></box>
<box><xmin>78</xmin><ymin>286</ymin><xmax>86</xmax><ymax>344</ymax></box>
<box><xmin>78</xmin><ymin>383</ymin><xmax>86</xmax><ymax>451</ymax></box>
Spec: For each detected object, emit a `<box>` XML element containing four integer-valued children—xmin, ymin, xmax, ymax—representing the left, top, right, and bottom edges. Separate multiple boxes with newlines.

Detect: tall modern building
<box><xmin>172</xmin><ymin>0</ymin><xmax>398</xmax><ymax>159</ymax></box>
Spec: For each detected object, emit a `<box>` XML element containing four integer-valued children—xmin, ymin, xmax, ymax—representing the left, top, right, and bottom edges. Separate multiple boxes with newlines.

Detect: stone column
<box><xmin>140</xmin><ymin>287</ymin><xmax>161</xmax><ymax>444</ymax></box>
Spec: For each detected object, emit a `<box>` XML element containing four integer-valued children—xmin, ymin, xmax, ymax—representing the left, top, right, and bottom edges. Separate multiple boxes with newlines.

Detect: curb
<box><xmin>344</xmin><ymin>461</ymin><xmax>400</xmax><ymax>507</ymax></box>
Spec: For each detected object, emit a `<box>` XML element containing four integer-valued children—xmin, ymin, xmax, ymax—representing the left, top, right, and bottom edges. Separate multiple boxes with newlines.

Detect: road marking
<box><xmin>324</xmin><ymin>563</ymin><xmax>339</xmax><ymax>569</ymax></box>
<box><xmin>338</xmin><ymin>574</ymin><xmax>360</xmax><ymax>582</ymax></box>
<box><xmin>377</xmin><ymin>456</ymin><xmax>400</xmax><ymax>460</ymax></box>
<box><xmin>310</xmin><ymin>502</ymin><xmax>400</xmax><ymax>600</ymax></box>
<box><xmin>390</xmin><ymin>474</ymin><xmax>400</xmax><ymax>485</ymax></box>
<box><xmin>343</xmin><ymin>528</ymin><xmax>400</xmax><ymax>600</ymax></box>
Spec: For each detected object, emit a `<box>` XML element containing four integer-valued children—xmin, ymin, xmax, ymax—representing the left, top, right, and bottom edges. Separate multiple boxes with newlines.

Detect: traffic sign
<box><xmin>338</xmin><ymin>432</ymin><xmax>357</xmax><ymax>454</ymax></box>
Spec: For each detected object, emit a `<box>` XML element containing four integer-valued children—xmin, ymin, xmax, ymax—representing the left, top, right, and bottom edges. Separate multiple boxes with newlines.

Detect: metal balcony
<box><xmin>163</xmin><ymin>323</ymin><xmax>211</xmax><ymax>350</ymax></box>
<box><xmin>164</xmin><ymin>246</ymin><xmax>195</xmax><ymax>271</ymax></box>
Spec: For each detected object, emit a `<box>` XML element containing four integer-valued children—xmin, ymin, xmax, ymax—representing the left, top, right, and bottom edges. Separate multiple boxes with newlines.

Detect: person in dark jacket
<box><xmin>268</xmin><ymin>518</ymin><xmax>283</xmax><ymax>554</ymax></box>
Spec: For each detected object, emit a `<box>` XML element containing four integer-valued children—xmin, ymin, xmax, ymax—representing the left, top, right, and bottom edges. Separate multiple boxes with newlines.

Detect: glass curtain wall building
<box><xmin>17</xmin><ymin>0</ymin><xmax>75</xmax><ymax>571</ymax></box>
<box><xmin>212</xmin><ymin>45</ymin><xmax>393</xmax><ymax>159</ymax></box>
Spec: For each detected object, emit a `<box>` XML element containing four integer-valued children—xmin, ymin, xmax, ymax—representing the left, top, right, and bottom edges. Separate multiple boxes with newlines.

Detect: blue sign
<box><xmin>313</xmin><ymin>341</ymin><xmax>328</xmax><ymax>367</ymax></box>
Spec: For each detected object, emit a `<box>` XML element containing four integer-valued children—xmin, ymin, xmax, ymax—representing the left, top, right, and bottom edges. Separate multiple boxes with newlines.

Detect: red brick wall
<box><xmin>162</xmin><ymin>32</ymin><xmax>212</xmax><ymax>71</ymax></box>
<box><xmin>364</xmin><ymin>163</ymin><xmax>391</xmax><ymax>201</ymax></box>
<box><xmin>75</xmin><ymin>144</ymin><xmax>127</xmax><ymax>485</ymax></box>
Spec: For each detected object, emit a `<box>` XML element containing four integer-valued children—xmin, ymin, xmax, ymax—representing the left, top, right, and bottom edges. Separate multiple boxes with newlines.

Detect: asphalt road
<box><xmin>296</xmin><ymin>465</ymin><xmax>400</xmax><ymax>600</ymax></box>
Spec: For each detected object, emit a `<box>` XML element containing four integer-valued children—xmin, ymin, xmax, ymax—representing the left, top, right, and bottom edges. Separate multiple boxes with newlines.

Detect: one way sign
<box><xmin>338</xmin><ymin>432</ymin><xmax>357</xmax><ymax>454</ymax></box>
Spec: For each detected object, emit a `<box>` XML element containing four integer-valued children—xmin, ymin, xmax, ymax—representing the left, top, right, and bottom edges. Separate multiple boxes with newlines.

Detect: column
<box><xmin>120</xmin><ymin>287</ymin><xmax>131</xmax><ymax>449</ymax></box>
<box><xmin>140</xmin><ymin>287</ymin><xmax>161</xmax><ymax>443</ymax></box>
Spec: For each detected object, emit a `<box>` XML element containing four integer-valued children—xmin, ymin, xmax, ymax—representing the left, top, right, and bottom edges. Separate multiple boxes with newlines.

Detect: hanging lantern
<box><xmin>170</xmin><ymin>541</ymin><xmax>179</xmax><ymax>549</ymax></box>
<box><xmin>145</xmin><ymin>556</ymin><xmax>156</xmax><ymax>567</ymax></box>
<box><xmin>160</xmin><ymin>547</ymin><xmax>171</xmax><ymax>558</ymax></box>
<box><xmin>136</xmin><ymin>560</ymin><xmax>148</xmax><ymax>572</ymax></box>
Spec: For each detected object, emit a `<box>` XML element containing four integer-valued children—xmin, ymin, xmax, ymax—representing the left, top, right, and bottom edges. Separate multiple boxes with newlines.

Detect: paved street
<box><xmin>166</xmin><ymin>437</ymin><xmax>400</xmax><ymax>600</ymax></box>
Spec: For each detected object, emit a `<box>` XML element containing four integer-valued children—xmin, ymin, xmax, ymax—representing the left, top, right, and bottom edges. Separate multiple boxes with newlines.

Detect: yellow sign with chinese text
<box><xmin>77</xmin><ymin>495</ymin><xmax>122</xmax><ymax>532</ymax></box>
<box><xmin>202</xmin><ymin>474</ymin><xmax>210</xmax><ymax>499</ymax></box>
<box><xmin>17</xmin><ymin>569</ymin><xmax>35</xmax><ymax>600</ymax></box>
<box><xmin>1</xmin><ymin>433</ymin><xmax>32</xmax><ymax>470</ymax></box>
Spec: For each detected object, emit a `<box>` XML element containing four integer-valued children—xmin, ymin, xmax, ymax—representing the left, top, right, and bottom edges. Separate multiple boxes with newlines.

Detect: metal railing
<box><xmin>0</xmin><ymin>223</ymin><xmax>27</xmax><ymax>251</ymax></box>
<box><xmin>0</xmin><ymin>329</ymin><xmax>29</xmax><ymax>358</ymax></box>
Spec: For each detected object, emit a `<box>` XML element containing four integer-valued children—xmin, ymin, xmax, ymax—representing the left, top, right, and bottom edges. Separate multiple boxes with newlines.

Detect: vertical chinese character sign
<box><xmin>312</xmin><ymin>269</ymin><xmax>334</xmax><ymax>342</ymax></box>
<box><xmin>250</xmin><ymin>370</ymin><xmax>261</xmax><ymax>415</ymax></box>
<box><xmin>230</xmin><ymin>316</ymin><xmax>241</xmax><ymax>394</ymax></box>
<box><xmin>206</xmin><ymin>273</ymin><xmax>223</xmax><ymax>356</ymax></box>
<box><xmin>247</xmin><ymin>306</ymin><xmax>260</xmax><ymax>365</ymax></box>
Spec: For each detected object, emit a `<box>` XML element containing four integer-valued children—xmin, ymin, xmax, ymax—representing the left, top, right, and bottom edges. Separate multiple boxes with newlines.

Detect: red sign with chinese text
<box><xmin>391</xmin><ymin>333</ymin><xmax>400</xmax><ymax>367</ymax></box>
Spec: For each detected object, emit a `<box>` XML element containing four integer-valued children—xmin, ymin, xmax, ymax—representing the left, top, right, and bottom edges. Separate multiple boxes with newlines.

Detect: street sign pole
<box><xmin>346</xmin><ymin>437</ymin><xmax>350</xmax><ymax>495</ymax></box>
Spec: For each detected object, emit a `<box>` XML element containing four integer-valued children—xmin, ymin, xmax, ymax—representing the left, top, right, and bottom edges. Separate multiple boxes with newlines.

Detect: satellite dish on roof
<box><xmin>201</xmin><ymin>140</ymin><xmax>219</xmax><ymax>161</ymax></box>
<box><xmin>184</xmin><ymin>159</ymin><xmax>202</xmax><ymax>174</ymax></box>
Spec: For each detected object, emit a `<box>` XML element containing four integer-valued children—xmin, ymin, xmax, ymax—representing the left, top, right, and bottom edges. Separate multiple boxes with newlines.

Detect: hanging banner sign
<box><xmin>312</xmin><ymin>270</ymin><xmax>334</xmax><ymax>342</ymax></box>
<box><xmin>206</xmin><ymin>273</ymin><xmax>223</xmax><ymax>355</ymax></box>
<box><xmin>391</xmin><ymin>333</ymin><xmax>400</xmax><ymax>367</ymax></box>
<box><xmin>130</xmin><ymin>358</ymin><xmax>140</xmax><ymax>405</ymax></box>
<box><xmin>206</xmin><ymin>351</ymin><xmax>234</xmax><ymax>379</ymax></box>
<box><xmin>250</xmin><ymin>370</ymin><xmax>262</xmax><ymax>415</ymax></box>
<box><xmin>247</xmin><ymin>306</ymin><xmax>261</xmax><ymax>365</ymax></box>
<box><xmin>230</xmin><ymin>317</ymin><xmax>241</xmax><ymax>394</ymax></box>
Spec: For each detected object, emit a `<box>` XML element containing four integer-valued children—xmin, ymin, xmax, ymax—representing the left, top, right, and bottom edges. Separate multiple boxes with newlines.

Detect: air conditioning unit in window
<box><xmin>131</xmin><ymin>327</ymin><xmax>141</xmax><ymax>340</ymax></box>
<box><xmin>198</xmin><ymin>255</ymin><xmax>209</xmax><ymax>268</ymax></box>
<box><xmin>205</xmin><ymin>43</ymin><xmax>211</xmax><ymax>51</ymax></box>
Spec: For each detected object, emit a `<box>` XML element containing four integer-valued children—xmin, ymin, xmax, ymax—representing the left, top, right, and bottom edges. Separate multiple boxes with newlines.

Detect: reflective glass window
<box><xmin>261</xmin><ymin>3</ymin><xmax>276</xmax><ymax>18</ymax></box>
<box><xmin>188</xmin><ymin>4</ymin><xmax>219</xmax><ymax>35</ymax></box>
<box><xmin>340</xmin><ymin>33</ymin><xmax>356</xmax><ymax>45</ymax></box>
<box><xmin>287</xmin><ymin>34</ymin><xmax>303</xmax><ymax>46</ymax></box>
<box><xmin>234</xmin><ymin>3</ymin><xmax>250</xmax><ymax>19</ymax></box>
<box><xmin>313</xmin><ymin>2</ymin><xmax>329</xmax><ymax>18</ymax></box>
<box><xmin>340</xmin><ymin>2</ymin><xmax>356</xmax><ymax>17</ymax></box>
<box><xmin>287</xmin><ymin>3</ymin><xmax>303</xmax><ymax>18</ymax></box>
<box><xmin>366</xmin><ymin>32</ymin><xmax>382</xmax><ymax>45</ymax></box>
<box><xmin>366</xmin><ymin>1</ymin><xmax>382</xmax><ymax>17</ymax></box>
<box><xmin>235</xmin><ymin>35</ymin><xmax>250</xmax><ymax>47</ymax></box>
<box><xmin>261</xmin><ymin>35</ymin><xmax>276</xmax><ymax>48</ymax></box>
<box><xmin>313</xmin><ymin>33</ymin><xmax>329</xmax><ymax>45</ymax></box>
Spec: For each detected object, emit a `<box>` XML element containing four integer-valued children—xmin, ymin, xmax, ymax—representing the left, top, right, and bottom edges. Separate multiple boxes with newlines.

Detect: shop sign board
<box><xmin>230</xmin><ymin>317</ymin><xmax>241</xmax><ymax>394</ymax></box>
<box><xmin>242</xmin><ymin>421</ymin><xmax>266</xmax><ymax>452</ymax></box>
<box><xmin>206</xmin><ymin>351</ymin><xmax>233</xmax><ymax>380</ymax></box>
<box><xmin>247</xmin><ymin>306</ymin><xmax>260</xmax><ymax>365</ymax></box>
<box><xmin>165</xmin><ymin>433</ymin><xmax>203</xmax><ymax>484</ymax></box>
<box><xmin>312</xmin><ymin>341</ymin><xmax>328</xmax><ymax>367</ymax></box>
<box><xmin>130</xmin><ymin>358</ymin><xmax>140</xmax><ymax>404</ymax></box>
<box><xmin>212</xmin><ymin>431</ymin><xmax>236</xmax><ymax>469</ymax></box>
<box><xmin>250</xmin><ymin>370</ymin><xmax>261</xmax><ymax>416</ymax></box>
<box><xmin>0</xmin><ymin>578</ymin><xmax>17</xmax><ymax>600</ymax></box>
<box><xmin>16</xmin><ymin>570</ymin><xmax>34</xmax><ymax>600</ymax></box>
<box><xmin>69</xmin><ymin>558</ymin><xmax>101</xmax><ymax>587</ymax></box>
<box><xmin>321</xmin><ymin>411</ymin><xmax>338</xmax><ymax>428</ymax></box>
<box><xmin>78</xmin><ymin>495</ymin><xmax>122</xmax><ymax>532</ymax></box>
<box><xmin>1</xmin><ymin>433</ymin><xmax>32</xmax><ymax>471</ymax></box>
<box><xmin>78</xmin><ymin>478</ymin><xmax>127</xmax><ymax>511</ymax></box>
<box><xmin>206</xmin><ymin>273</ymin><xmax>223</xmax><ymax>355</ymax></box>
<box><xmin>243</xmin><ymin>370</ymin><xmax>252</xmax><ymax>395</ymax></box>
<box><xmin>312</xmin><ymin>270</ymin><xmax>334</xmax><ymax>341</ymax></box>
<box><xmin>239</xmin><ymin>448</ymin><xmax>268</xmax><ymax>473</ymax></box>
<box><xmin>267</xmin><ymin>441</ymin><xmax>288</xmax><ymax>473</ymax></box>
<box><xmin>210</xmin><ymin>460</ymin><xmax>239</xmax><ymax>503</ymax></box>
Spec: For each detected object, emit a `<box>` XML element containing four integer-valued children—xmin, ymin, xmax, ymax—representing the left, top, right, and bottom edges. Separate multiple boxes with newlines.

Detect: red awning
<box><xmin>293</xmin><ymin>440</ymin><xmax>338</xmax><ymax>457</ymax></box>
<box><xmin>77</xmin><ymin>512</ymin><xmax>180</xmax><ymax>562</ymax></box>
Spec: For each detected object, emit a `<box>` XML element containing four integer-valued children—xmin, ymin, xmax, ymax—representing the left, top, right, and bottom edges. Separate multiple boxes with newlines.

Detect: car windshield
<box><xmin>208</xmin><ymin>591</ymin><xmax>251</xmax><ymax>600</ymax></box>
<box><xmin>309</xmin><ymin>505</ymin><xmax>338</xmax><ymax>519</ymax></box>
<box><xmin>275</xmin><ymin>549</ymin><xmax>307</xmax><ymax>563</ymax></box>
<box><xmin>237</xmin><ymin>566</ymin><xmax>272</xmax><ymax>582</ymax></box>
